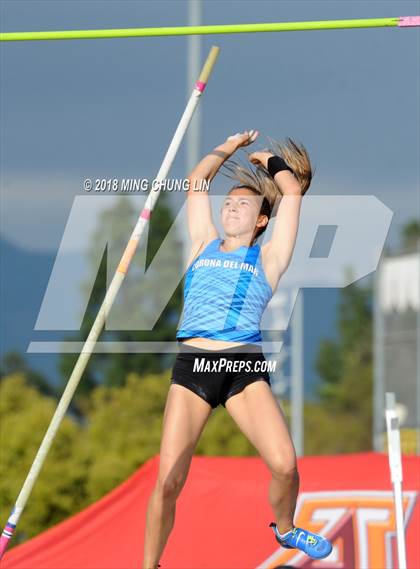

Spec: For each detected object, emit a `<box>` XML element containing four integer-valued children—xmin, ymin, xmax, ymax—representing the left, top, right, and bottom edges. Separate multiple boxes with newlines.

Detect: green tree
<box><xmin>0</xmin><ymin>374</ymin><xmax>88</xmax><ymax>547</ymax></box>
<box><xmin>196</xmin><ymin>407</ymin><xmax>258</xmax><ymax>456</ymax></box>
<box><xmin>82</xmin><ymin>370</ymin><xmax>169</xmax><ymax>501</ymax></box>
<box><xmin>401</xmin><ymin>219</ymin><xmax>420</xmax><ymax>252</ymax></box>
<box><xmin>311</xmin><ymin>276</ymin><xmax>373</xmax><ymax>453</ymax></box>
<box><xmin>0</xmin><ymin>352</ymin><xmax>57</xmax><ymax>398</ymax></box>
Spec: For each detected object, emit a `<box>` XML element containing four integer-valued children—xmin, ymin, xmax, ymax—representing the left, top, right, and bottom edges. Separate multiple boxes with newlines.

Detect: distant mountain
<box><xmin>0</xmin><ymin>236</ymin><xmax>59</xmax><ymax>384</ymax></box>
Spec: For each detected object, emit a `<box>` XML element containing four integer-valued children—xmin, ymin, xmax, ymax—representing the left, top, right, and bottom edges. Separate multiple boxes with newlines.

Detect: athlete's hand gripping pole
<box><xmin>0</xmin><ymin>45</ymin><xmax>220</xmax><ymax>560</ymax></box>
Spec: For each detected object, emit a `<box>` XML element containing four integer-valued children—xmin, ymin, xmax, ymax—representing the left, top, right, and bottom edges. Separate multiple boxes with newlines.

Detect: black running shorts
<box><xmin>170</xmin><ymin>342</ymin><xmax>272</xmax><ymax>409</ymax></box>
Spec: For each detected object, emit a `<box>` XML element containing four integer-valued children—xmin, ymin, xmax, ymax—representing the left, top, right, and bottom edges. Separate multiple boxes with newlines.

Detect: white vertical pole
<box><xmin>187</xmin><ymin>0</ymin><xmax>202</xmax><ymax>173</ymax></box>
<box><xmin>374</xmin><ymin>260</ymin><xmax>386</xmax><ymax>451</ymax></box>
<box><xmin>417</xmin><ymin>242</ymin><xmax>420</xmax><ymax>455</ymax></box>
<box><xmin>291</xmin><ymin>289</ymin><xmax>304</xmax><ymax>456</ymax></box>
<box><xmin>184</xmin><ymin>0</ymin><xmax>202</xmax><ymax>267</ymax></box>
<box><xmin>385</xmin><ymin>392</ymin><xmax>407</xmax><ymax>569</ymax></box>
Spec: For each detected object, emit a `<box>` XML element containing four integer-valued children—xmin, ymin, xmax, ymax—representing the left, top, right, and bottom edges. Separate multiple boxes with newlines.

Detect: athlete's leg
<box><xmin>224</xmin><ymin>380</ymin><xmax>298</xmax><ymax>534</ymax></box>
<box><xmin>142</xmin><ymin>384</ymin><xmax>213</xmax><ymax>569</ymax></box>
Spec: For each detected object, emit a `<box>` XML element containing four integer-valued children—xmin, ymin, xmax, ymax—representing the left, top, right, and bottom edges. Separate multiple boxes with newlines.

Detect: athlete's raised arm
<box><xmin>186</xmin><ymin>130</ymin><xmax>258</xmax><ymax>244</ymax></box>
<box><xmin>249</xmin><ymin>142</ymin><xmax>312</xmax><ymax>278</ymax></box>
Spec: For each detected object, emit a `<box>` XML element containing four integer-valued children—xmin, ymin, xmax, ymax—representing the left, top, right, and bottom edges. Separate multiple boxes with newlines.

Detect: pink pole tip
<box><xmin>195</xmin><ymin>80</ymin><xmax>206</xmax><ymax>92</ymax></box>
<box><xmin>398</xmin><ymin>16</ymin><xmax>420</xmax><ymax>27</ymax></box>
<box><xmin>0</xmin><ymin>534</ymin><xmax>12</xmax><ymax>559</ymax></box>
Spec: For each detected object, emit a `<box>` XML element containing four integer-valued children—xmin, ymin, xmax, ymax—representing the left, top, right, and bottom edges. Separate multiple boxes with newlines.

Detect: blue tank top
<box><xmin>176</xmin><ymin>238</ymin><xmax>273</xmax><ymax>344</ymax></box>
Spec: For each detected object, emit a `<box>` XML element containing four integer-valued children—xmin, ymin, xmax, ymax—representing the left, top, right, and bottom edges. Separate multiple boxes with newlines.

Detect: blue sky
<box><xmin>0</xmin><ymin>0</ymin><xmax>419</xmax><ymax>394</ymax></box>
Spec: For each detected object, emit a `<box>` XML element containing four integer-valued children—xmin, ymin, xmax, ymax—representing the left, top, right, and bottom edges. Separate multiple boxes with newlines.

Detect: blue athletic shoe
<box><xmin>269</xmin><ymin>522</ymin><xmax>333</xmax><ymax>560</ymax></box>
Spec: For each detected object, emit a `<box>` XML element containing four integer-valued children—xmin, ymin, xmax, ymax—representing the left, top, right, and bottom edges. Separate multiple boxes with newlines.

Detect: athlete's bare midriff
<box><xmin>181</xmin><ymin>337</ymin><xmax>246</xmax><ymax>350</ymax></box>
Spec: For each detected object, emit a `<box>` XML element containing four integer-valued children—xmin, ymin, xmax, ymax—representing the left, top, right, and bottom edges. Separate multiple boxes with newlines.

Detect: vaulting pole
<box><xmin>385</xmin><ymin>393</ymin><xmax>407</xmax><ymax>569</ymax></box>
<box><xmin>0</xmin><ymin>45</ymin><xmax>220</xmax><ymax>560</ymax></box>
<box><xmin>0</xmin><ymin>16</ymin><xmax>419</xmax><ymax>42</ymax></box>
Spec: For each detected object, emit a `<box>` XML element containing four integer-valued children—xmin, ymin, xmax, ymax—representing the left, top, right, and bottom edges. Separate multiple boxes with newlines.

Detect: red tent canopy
<box><xmin>2</xmin><ymin>452</ymin><xmax>419</xmax><ymax>569</ymax></box>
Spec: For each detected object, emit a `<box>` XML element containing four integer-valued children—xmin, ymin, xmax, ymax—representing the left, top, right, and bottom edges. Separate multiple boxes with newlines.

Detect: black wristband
<box><xmin>267</xmin><ymin>155</ymin><xmax>294</xmax><ymax>178</ymax></box>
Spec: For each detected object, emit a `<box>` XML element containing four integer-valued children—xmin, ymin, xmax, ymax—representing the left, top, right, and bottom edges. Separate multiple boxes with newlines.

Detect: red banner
<box><xmin>3</xmin><ymin>452</ymin><xmax>419</xmax><ymax>568</ymax></box>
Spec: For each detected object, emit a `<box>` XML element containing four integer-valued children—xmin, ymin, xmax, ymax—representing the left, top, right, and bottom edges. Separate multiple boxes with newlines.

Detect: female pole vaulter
<box><xmin>142</xmin><ymin>130</ymin><xmax>332</xmax><ymax>568</ymax></box>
